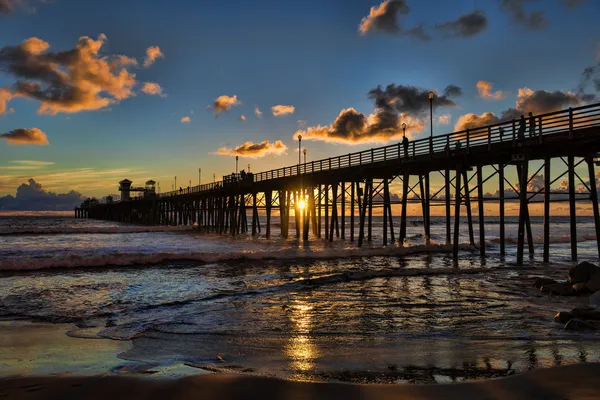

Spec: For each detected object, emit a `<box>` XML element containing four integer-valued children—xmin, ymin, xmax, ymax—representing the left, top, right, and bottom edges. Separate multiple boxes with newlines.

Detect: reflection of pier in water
<box><xmin>77</xmin><ymin>104</ymin><xmax>600</xmax><ymax>264</ymax></box>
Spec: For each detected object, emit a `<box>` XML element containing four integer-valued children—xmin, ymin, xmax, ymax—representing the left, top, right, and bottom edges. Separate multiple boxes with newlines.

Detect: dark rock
<box><xmin>554</xmin><ymin>311</ymin><xmax>573</xmax><ymax>323</ymax></box>
<box><xmin>540</xmin><ymin>282</ymin><xmax>575</xmax><ymax>296</ymax></box>
<box><xmin>568</xmin><ymin>262</ymin><xmax>599</xmax><ymax>284</ymax></box>
<box><xmin>564</xmin><ymin>318</ymin><xmax>600</xmax><ymax>331</ymax></box>
<box><xmin>533</xmin><ymin>278</ymin><xmax>557</xmax><ymax>289</ymax></box>
<box><xmin>570</xmin><ymin>306</ymin><xmax>600</xmax><ymax>321</ymax></box>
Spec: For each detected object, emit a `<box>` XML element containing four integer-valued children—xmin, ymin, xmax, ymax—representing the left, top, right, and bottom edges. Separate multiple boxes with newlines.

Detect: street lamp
<box><xmin>297</xmin><ymin>135</ymin><xmax>302</xmax><ymax>165</ymax></box>
<box><xmin>213</xmin><ymin>173</ymin><xmax>216</xmax><ymax>184</ymax></box>
<box><xmin>248</xmin><ymin>163</ymin><xmax>251</xmax><ymax>172</ymax></box>
<box><xmin>235</xmin><ymin>156</ymin><xmax>239</xmax><ymax>174</ymax></box>
<box><xmin>303</xmin><ymin>148</ymin><xmax>307</xmax><ymax>164</ymax></box>
<box><xmin>428</xmin><ymin>91</ymin><xmax>434</xmax><ymax>153</ymax></box>
<box><xmin>198</xmin><ymin>168</ymin><xmax>201</xmax><ymax>186</ymax></box>
<box><xmin>402</xmin><ymin>122</ymin><xmax>407</xmax><ymax>139</ymax></box>
<box><xmin>174</xmin><ymin>176</ymin><xmax>177</xmax><ymax>190</ymax></box>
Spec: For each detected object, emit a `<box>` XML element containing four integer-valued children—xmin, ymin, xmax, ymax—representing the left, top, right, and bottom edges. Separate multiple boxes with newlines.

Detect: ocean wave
<box><xmin>0</xmin><ymin>225</ymin><xmax>194</xmax><ymax>236</ymax></box>
<box><xmin>490</xmin><ymin>233</ymin><xmax>597</xmax><ymax>245</ymax></box>
<box><xmin>0</xmin><ymin>243</ymin><xmax>476</xmax><ymax>272</ymax></box>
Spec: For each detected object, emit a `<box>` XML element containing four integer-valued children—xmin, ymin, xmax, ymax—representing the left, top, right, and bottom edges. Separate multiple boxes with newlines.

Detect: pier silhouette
<box><xmin>76</xmin><ymin>103</ymin><xmax>600</xmax><ymax>264</ymax></box>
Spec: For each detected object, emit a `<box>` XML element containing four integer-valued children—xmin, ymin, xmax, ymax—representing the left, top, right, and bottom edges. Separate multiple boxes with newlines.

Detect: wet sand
<box><xmin>1</xmin><ymin>363</ymin><xmax>600</xmax><ymax>399</ymax></box>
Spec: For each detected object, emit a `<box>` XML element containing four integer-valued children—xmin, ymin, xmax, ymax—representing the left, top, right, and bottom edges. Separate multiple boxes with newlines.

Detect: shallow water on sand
<box><xmin>1</xmin><ymin>214</ymin><xmax>600</xmax><ymax>383</ymax></box>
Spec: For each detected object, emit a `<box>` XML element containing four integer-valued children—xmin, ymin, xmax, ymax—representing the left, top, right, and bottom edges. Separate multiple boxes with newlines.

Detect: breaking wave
<box><xmin>0</xmin><ymin>225</ymin><xmax>194</xmax><ymax>236</ymax></box>
<box><xmin>0</xmin><ymin>243</ymin><xmax>475</xmax><ymax>272</ymax></box>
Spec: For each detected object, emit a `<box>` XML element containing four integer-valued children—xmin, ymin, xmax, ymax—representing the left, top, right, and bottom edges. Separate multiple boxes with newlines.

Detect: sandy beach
<box><xmin>1</xmin><ymin>363</ymin><xmax>600</xmax><ymax>400</ymax></box>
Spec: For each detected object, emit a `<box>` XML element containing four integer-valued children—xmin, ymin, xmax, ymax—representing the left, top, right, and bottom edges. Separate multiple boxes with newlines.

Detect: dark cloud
<box><xmin>213</xmin><ymin>140</ymin><xmax>288</xmax><ymax>158</ymax></box>
<box><xmin>435</xmin><ymin>10</ymin><xmax>488</xmax><ymax>38</ymax></box>
<box><xmin>561</xmin><ymin>0</ymin><xmax>587</xmax><ymax>8</ymax></box>
<box><xmin>294</xmin><ymin>83</ymin><xmax>459</xmax><ymax>144</ymax></box>
<box><xmin>0</xmin><ymin>128</ymin><xmax>48</xmax><ymax>145</ymax></box>
<box><xmin>0</xmin><ymin>0</ymin><xmax>49</xmax><ymax>15</ymax></box>
<box><xmin>594</xmin><ymin>78</ymin><xmax>600</xmax><ymax>92</ymax></box>
<box><xmin>368</xmin><ymin>84</ymin><xmax>461</xmax><ymax>116</ymax></box>
<box><xmin>359</xmin><ymin>0</ymin><xmax>431</xmax><ymax>41</ymax></box>
<box><xmin>0</xmin><ymin>179</ymin><xmax>83</xmax><ymax>211</ymax></box>
<box><xmin>0</xmin><ymin>35</ymin><xmax>161</xmax><ymax>114</ymax></box>
<box><xmin>499</xmin><ymin>0</ymin><xmax>546</xmax><ymax>30</ymax></box>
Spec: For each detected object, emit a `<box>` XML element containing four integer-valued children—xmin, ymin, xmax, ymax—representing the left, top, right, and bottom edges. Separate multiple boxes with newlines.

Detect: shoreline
<box><xmin>2</xmin><ymin>363</ymin><xmax>600</xmax><ymax>399</ymax></box>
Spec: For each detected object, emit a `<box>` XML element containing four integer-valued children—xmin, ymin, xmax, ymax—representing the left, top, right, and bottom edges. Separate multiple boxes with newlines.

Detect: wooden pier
<box><xmin>76</xmin><ymin>103</ymin><xmax>600</xmax><ymax>264</ymax></box>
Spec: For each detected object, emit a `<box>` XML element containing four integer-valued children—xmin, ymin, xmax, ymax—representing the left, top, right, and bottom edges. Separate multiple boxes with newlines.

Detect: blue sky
<box><xmin>0</xmin><ymin>0</ymin><xmax>599</xmax><ymax>196</ymax></box>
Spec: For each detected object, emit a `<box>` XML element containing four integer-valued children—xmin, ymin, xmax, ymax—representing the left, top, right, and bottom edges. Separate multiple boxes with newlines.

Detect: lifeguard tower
<box><xmin>119</xmin><ymin>179</ymin><xmax>132</xmax><ymax>201</ymax></box>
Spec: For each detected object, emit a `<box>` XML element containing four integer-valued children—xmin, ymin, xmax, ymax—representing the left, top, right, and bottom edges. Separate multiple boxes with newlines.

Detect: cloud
<box><xmin>293</xmin><ymin>107</ymin><xmax>424</xmax><ymax>145</ymax></box>
<box><xmin>143</xmin><ymin>46</ymin><xmax>163</xmax><ymax>68</ymax></box>
<box><xmin>0</xmin><ymin>128</ymin><xmax>48</xmax><ymax>145</ymax></box>
<box><xmin>212</xmin><ymin>95</ymin><xmax>240</xmax><ymax>115</ymax></box>
<box><xmin>435</xmin><ymin>10</ymin><xmax>488</xmax><ymax>38</ymax></box>
<box><xmin>561</xmin><ymin>0</ymin><xmax>587</xmax><ymax>8</ymax></box>
<box><xmin>437</xmin><ymin>114</ymin><xmax>451</xmax><ymax>125</ymax></box>
<box><xmin>454</xmin><ymin>112</ymin><xmax>500</xmax><ymax>131</ymax></box>
<box><xmin>455</xmin><ymin>86</ymin><xmax>593</xmax><ymax>131</ymax></box>
<box><xmin>180</xmin><ymin>116</ymin><xmax>190</xmax><ymax>123</ymax></box>
<box><xmin>213</xmin><ymin>140</ymin><xmax>288</xmax><ymax>158</ymax></box>
<box><xmin>476</xmin><ymin>80</ymin><xmax>508</xmax><ymax>100</ymax></box>
<box><xmin>0</xmin><ymin>0</ymin><xmax>49</xmax><ymax>15</ymax></box>
<box><xmin>239</xmin><ymin>115</ymin><xmax>246</xmax><ymax>121</ymax></box>
<box><xmin>0</xmin><ymin>178</ymin><xmax>84</xmax><ymax>211</ymax></box>
<box><xmin>141</xmin><ymin>82</ymin><xmax>166</xmax><ymax>97</ymax></box>
<box><xmin>359</xmin><ymin>0</ymin><xmax>431</xmax><ymax>40</ymax></box>
<box><xmin>271</xmin><ymin>105</ymin><xmax>295</xmax><ymax>117</ymax></box>
<box><xmin>11</xmin><ymin>160</ymin><xmax>55</xmax><ymax>166</ymax></box>
<box><xmin>0</xmin><ymin>88</ymin><xmax>14</xmax><ymax>115</ymax></box>
<box><xmin>254</xmin><ymin>107</ymin><xmax>263</xmax><ymax>118</ymax></box>
<box><xmin>499</xmin><ymin>0</ymin><xmax>546</xmax><ymax>30</ymax></box>
<box><xmin>0</xmin><ymin>35</ymin><xmax>142</xmax><ymax>114</ymax></box>
<box><xmin>294</xmin><ymin>83</ymin><xmax>459</xmax><ymax>145</ymax></box>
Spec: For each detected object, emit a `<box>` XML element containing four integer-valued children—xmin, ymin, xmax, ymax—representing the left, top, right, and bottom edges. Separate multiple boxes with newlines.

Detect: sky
<box><xmin>0</xmin><ymin>0</ymin><xmax>600</xmax><ymax>203</ymax></box>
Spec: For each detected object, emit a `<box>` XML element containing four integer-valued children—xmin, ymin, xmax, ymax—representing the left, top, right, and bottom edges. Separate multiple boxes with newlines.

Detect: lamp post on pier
<box><xmin>236</xmin><ymin>156</ymin><xmax>239</xmax><ymax>174</ymax></box>
<box><xmin>198</xmin><ymin>168</ymin><xmax>201</xmax><ymax>186</ymax></box>
<box><xmin>402</xmin><ymin>122</ymin><xmax>406</xmax><ymax>139</ymax></box>
<box><xmin>213</xmin><ymin>173</ymin><xmax>216</xmax><ymax>184</ymax></box>
<box><xmin>303</xmin><ymin>148</ymin><xmax>307</xmax><ymax>164</ymax></box>
<box><xmin>298</xmin><ymin>135</ymin><xmax>302</xmax><ymax>166</ymax></box>
<box><xmin>429</xmin><ymin>91</ymin><xmax>434</xmax><ymax>154</ymax></box>
<box><xmin>174</xmin><ymin>176</ymin><xmax>177</xmax><ymax>190</ymax></box>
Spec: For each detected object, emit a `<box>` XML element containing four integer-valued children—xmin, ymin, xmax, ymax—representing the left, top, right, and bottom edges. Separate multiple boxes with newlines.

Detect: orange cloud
<box><xmin>141</xmin><ymin>82</ymin><xmax>166</xmax><ymax>97</ymax></box>
<box><xmin>181</xmin><ymin>116</ymin><xmax>190</xmax><ymax>123</ymax></box>
<box><xmin>476</xmin><ymin>81</ymin><xmax>508</xmax><ymax>100</ymax></box>
<box><xmin>454</xmin><ymin>112</ymin><xmax>500</xmax><ymax>131</ymax></box>
<box><xmin>143</xmin><ymin>46</ymin><xmax>164</xmax><ymax>68</ymax></box>
<box><xmin>212</xmin><ymin>95</ymin><xmax>240</xmax><ymax>115</ymax></box>
<box><xmin>213</xmin><ymin>140</ymin><xmax>288</xmax><ymax>158</ymax></box>
<box><xmin>0</xmin><ymin>128</ymin><xmax>49</xmax><ymax>145</ymax></box>
<box><xmin>239</xmin><ymin>115</ymin><xmax>246</xmax><ymax>121</ymax></box>
<box><xmin>437</xmin><ymin>113</ymin><xmax>451</xmax><ymax>125</ymax></box>
<box><xmin>254</xmin><ymin>107</ymin><xmax>263</xmax><ymax>118</ymax></box>
<box><xmin>294</xmin><ymin>108</ymin><xmax>424</xmax><ymax>145</ymax></box>
<box><xmin>0</xmin><ymin>35</ymin><xmax>144</xmax><ymax>114</ymax></box>
<box><xmin>0</xmin><ymin>88</ymin><xmax>14</xmax><ymax>115</ymax></box>
<box><xmin>271</xmin><ymin>105</ymin><xmax>295</xmax><ymax>117</ymax></box>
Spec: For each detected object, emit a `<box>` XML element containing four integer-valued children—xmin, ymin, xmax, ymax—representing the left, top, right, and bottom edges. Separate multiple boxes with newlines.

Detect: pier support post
<box><xmin>477</xmin><ymin>165</ymin><xmax>485</xmax><ymax>257</ymax></box>
<box><xmin>329</xmin><ymin>183</ymin><xmax>338</xmax><ymax>242</ymax></box>
<box><xmin>544</xmin><ymin>158</ymin><xmax>551</xmax><ymax>263</ymax></box>
<box><xmin>445</xmin><ymin>169</ymin><xmax>451</xmax><ymax>245</ymax></box>
<box><xmin>462</xmin><ymin>170</ymin><xmax>475</xmax><ymax>245</ymax></box>
<box><xmin>453</xmin><ymin>167</ymin><xmax>462</xmax><ymax>258</ymax></box>
<box><xmin>341</xmin><ymin>182</ymin><xmax>346</xmax><ymax>240</ymax></box>
<box><xmin>350</xmin><ymin>182</ymin><xmax>355</xmax><ymax>242</ymax></box>
<box><xmin>400</xmin><ymin>173</ymin><xmax>409</xmax><ymax>245</ymax></box>
<box><xmin>266</xmin><ymin>191</ymin><xmax>272</xmax><ymax>239</ymax></box>
<box><xmin>517</xmin><ymin>160</ymin><xmax>529</xmax><ymax>264</ymax></box>
<box><xmin>367</xmin><ymin>178</ymin><xmax>373</xmax><ymax>242</ymax></box>
<box><xmin>568</xmin><ymin>155</ymin><xmax>577</xmax><ymax>261</ymax></box>
<box><xmin>499</xmin><ymin>164</ymin><xmax>506</xmax><ymax>256</ymax></box>
<box><xmin>587</xmin><ymin>156</ymin><xmax>600</xmax><ymax>258</ymax></box>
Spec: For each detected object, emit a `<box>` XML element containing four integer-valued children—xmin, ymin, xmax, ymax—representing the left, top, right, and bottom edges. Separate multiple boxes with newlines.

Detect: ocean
<box><xmin>1</xmin><ymin>212</ymin><xmax>600</xmax><ymax>383</ymax></box>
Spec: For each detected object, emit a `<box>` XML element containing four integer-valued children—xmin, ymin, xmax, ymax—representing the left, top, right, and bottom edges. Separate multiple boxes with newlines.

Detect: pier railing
<box><xmin>155</xmin><ymin>103</ymin><xmax>600</xmax><ymax>199</ymax></box>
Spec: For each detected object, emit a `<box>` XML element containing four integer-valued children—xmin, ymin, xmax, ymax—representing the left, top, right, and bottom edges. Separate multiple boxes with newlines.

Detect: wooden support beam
<box><xmin>317</xmin><ymin>185</ymin><xmax>322</xmax><ymax>239</ymax></box>
<box><xmin>400</xmin><ymin>173</ymin><xmax>409</xmax><ymax>245</ymax></box>
<box><xmin>445</xmin><ymin>169</ymin><xmax>451</xmax><ymax>245</ymax></box>
<box><xmin>341</xmin><ymin>182</ymin><xmax>346</xmax><ymax>240</ymax></box>
<box><xmin>587</xmin><ymin>156</ymin><xmax>600</xmax><ymax>259</ymax></box>
<box><xmin>499</xmin><ymin>164</ymin><xmax>505</xmax><ymax>256</ymax></box>
<box><xmin>367</xmin><ymin>179</ymin><xmax>373</xmax><ymax>242</ymax></box>
<box><xmin>453</xmin><ymin>167</ymin><xmax>462</xmax><ymax>258</ymax></box>
<box><xmin>568</xmin><ymin>155</ymin><xmax>577</xmax><ymax>261</ymax></box>
<box><xmin>543</xmin><ymin>158</ymin><xmax>551</xmax><ymax>263</ymax></box>
<box><xmin>517</xmin><ymin>161</ymin><xmax>528</xmax><ymax>264</ymax></box>
<box><xmin>462</xmin><ymin>170</ymin><xmax>475</xmax><ymax>245</ymax></box>
<box><xmin>325</xmin><ymin>185</ymin><xmax>329</xmax><ymax>240</ymax></box>
<box><xmin>266</xmin><ymin>191</ymin><xmax>272</xmax><ymax>239</ymax></box>
<box><xmin>329</xmin><ymin>183</ymin><xmax>338</xmax><ymax>242</ymax></box>
<box><xmin>358</xmin><ymin>181</ymin><xmax>368</xmax><ymax>247</ymax></box>
<box><xmin>383</xmin><ymin>179</ymin><xmax>388</xmax><ymax>246</ymax></box>
<box><xmin>477</xmin><ymin>165</ymin><xmax>485</xmax><ymax>258</ymax></box>
<box><xmin>350</xmin><ymin>182</ymin><xmax>355</xmax><ymax>242</ymax></box>
<box><xmin>424</xmin><ymin>173</ymin><xmax>431</xmax><ymax>245</ymax></box>
<box><xmin>252</xmin><ymin>193</ymin><xmax>258</xmax><ymax>237</ymax></box>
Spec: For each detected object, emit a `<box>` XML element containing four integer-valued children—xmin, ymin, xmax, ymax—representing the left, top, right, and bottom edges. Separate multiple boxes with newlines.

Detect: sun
<box><xmin>297</xmin><ymin>199</ymin><xmax>306</xmax><ymax>210</ymax></box>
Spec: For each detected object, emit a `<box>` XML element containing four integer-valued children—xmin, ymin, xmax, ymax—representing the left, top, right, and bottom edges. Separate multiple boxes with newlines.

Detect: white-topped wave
<box><xmin>0</xmin><ymin>225</ymin><xmax>194</xmax><ymax>236</ymax></box>
<box><xmin>0</xmin><ymin>243</ymin><xmax>475</xmax><ymax>271</ymax></box>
